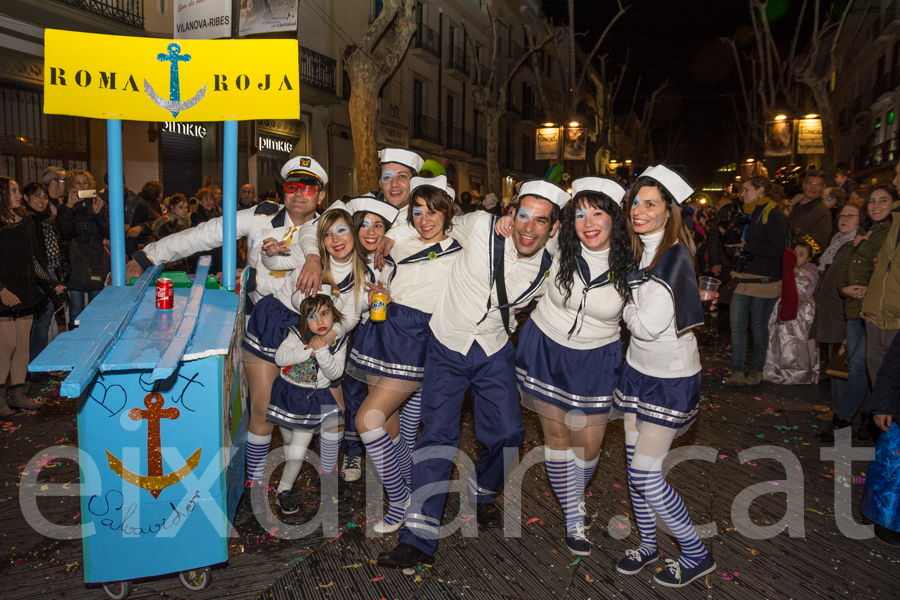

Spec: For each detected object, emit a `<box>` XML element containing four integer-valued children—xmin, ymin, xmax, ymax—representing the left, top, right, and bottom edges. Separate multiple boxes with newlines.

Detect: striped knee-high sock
<box><xmin>393</xmin><ymin>434</ymin><xmax>412</xmax><ymax>484</ymax></box>
<box><xmin>545</xmin><ymin>447</ymin><xmax>580</xmax><ymax>534</ymax></box>
<box><xmin>318</xmin><ymin>430</ymin><xmax>343</xmax><ymax>474</ymax></box>
<box><xmin>629</xmin><ymin>467</ymin><xmax>708</xmax><ymax>569</ymax></box>
<box><xmin>626</xmin><ymin>443</ymin><xmax>658</xmax><ymax>557</ymax></box>
<box><xmin>246</xmin><ymin>432</ymin><xmax>272</xmax><ymax>484</ymax></box>
<box><xmin>573</xmin><ymin>454</ymin><xmax>599</xmax><ymax>498</ymax></box>
<box><xmin>360</xmin><ymin>427</ymin><xmax>410</xmax><ymax>525</ymax></box>
<box><xmin>399</xmin><ymin>390</ymin><xmax>422</xmax><ymax>452</ymax></box>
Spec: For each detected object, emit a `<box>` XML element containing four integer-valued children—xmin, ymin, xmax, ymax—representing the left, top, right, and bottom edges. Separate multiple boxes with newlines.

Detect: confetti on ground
<box><xmin>370</xmin><ymin>576</ymin><xmax>385</xmax><ymax>582</ymax></box>
<box><xmin>526</xmin><ymin>518</ymin><xmax>544</xmax><ymax>525</ymax></box>
<box><xmin>569</xmin><ymin>557</ymin><xmax>581</xmax><ymax>566</ymax></box>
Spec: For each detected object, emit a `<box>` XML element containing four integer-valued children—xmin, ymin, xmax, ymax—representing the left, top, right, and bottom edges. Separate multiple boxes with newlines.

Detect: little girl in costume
<box><xmin>763</xmin><ymin>237</ymin><xmax>820</xmax><ymax>384</ymax></box>
<box><xmin>267</xmin><ymin>286</ymin><xmax>347</xmax><ymax>515</ymax></box>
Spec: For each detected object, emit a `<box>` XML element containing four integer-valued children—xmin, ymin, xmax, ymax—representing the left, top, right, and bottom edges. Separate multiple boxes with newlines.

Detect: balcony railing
<box><xmin>299</xmin><ymin>46</ymin><xmax>337</xmax><ymax>94</ymax></box>
<box><xmin>57</xmin><ymin>0</ymin><xmax>144</xmax><ymax>28</ymax></box>
<box><xmin>447</xmin><ymin>46</ymin><xmax>470</xmax><ymax>76</ymax></box>
<box><xmin>415</xmin><ymin>24</ymin><xmax>441</xmax><ymax>59</ymax></box>
<box><xmin>863</xmin><ymin>137</ymin><xmax>898</xmax><ymax>168</ymax></box>
<box><xmin>411</xmin><ymin>113</ymin><xmax>442</xmax><ymax>146</ymax></box>
<box><xmin>445</xmin><ymin>126</ymin><xmax>473</xmax><ymax>154</ymax></box>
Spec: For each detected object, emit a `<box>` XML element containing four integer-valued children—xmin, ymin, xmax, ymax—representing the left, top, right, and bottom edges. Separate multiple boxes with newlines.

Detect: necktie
<box><xmin>269</xmin><ymin>225</ymin><xmax>298</xmax><ymax>279</ymax></box>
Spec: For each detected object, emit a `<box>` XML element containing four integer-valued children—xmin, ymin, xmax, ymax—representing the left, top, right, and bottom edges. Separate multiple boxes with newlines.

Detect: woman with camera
<box><xmin>57</xmin><ymin>170</ymin><xmax>109</xmax><ymax>329</ymax></box>
<box><xmin>724</xmin><ymin>176</ymin><xmax>789</xmax><ymax>387</ymax></box>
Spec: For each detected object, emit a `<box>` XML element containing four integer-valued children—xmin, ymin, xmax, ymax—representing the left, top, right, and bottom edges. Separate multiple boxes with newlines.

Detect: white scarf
<box><xmin>819</xmin><ymin>228</ymin><xmax>858</xmax><ymax>272</ymax></box>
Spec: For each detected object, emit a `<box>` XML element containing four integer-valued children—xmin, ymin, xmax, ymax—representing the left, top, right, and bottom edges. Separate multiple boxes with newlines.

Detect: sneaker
<box><xmin>341</xmin><ymin>455</ymin><xmax>361</xmax><ymax>482</ymax></box>
<box><xmin>653</xmin><ymin>555</ymin><xmax>716</xmax><ymax>588</ymax></box>
<box><xmin>577</xmin><ymin>499</ymin><xmax>592</xmax><ymax>530</ymax></box>
<box><xmin>376</xmin><ymin>543</ymin><xmax>434</xmax><ymax>569</ymax></box>
<box><xmin>565</xmin><ymin>523</ymin><xmax>591</xmax><ymax>556</ymax></box>
<box><xmin>616</xmin><ymin>548</ymin><xmax>660</xmax><ymax>575</ymax></box>
<box><xmin>276</xmin><ymin>490</ymin><xmax>301</xmax><ymax>515</ymax></box>
<box><xmin>476</xmin><ymin>502</ymin><xmax>502</xmax><ymax>529</ymax></box>
<box><xmin>745</xmin><ymin>370</ymin><xmax>763</xmax><ymax>386</ymax></box>
<box><xmin>723</xmin><ymin>372</ymin><xmax>747</xmax><ymax>387</ymax></box>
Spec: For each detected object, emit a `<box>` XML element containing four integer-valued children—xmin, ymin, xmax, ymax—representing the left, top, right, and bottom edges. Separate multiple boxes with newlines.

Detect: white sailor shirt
<box><xmin>384</xmin><ymin>233</ymin><xmax>460</xmax><ymax>314</ymax></box>
<box><xmin>623</xmin><ymin>230</ymin><xmax>701</xmax><ymax>378</ymax></box>
<box><xmin>429</xmin><ymin>211</ymin><xmax>556</xmax><ymax>357</ymax></box>
<box><xmin>275</xmin><ymin>329</ymin><xmax>348</xmax><ymax>388</ymax></box>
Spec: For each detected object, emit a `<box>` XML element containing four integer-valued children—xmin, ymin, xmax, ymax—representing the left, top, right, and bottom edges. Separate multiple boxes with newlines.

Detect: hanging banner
<box><xmin>43</xmin><ymin>30</ymin><xmax>299</xmax><ymax>122</ymax></box>
<box><xmin>564</xmin><ymin>127</ymin><xmax>587</xmax><ymax>160</ymax></box>
<box><xmin>797</xmin><ymin>118</ymin><xmax>825</xmax><ymax>154</ymax></box>
<box><xmin>535</xmin><ymin>127</ymin><xmax>560</xmax><ymax>161</ymax></box>
<box><xmin>765</xmin><ymin>120</ymin><xmax>793</xmax><ymax>157</ymax></box>
<box><xmin>239</xmin><ymin>0</ymin><xmax>298</xmax><ymax>36</ymax></box>
<box><xmin>175</xmin><ymin>0</ymin><xmax>232</xmax><ymax>39</ymax></box>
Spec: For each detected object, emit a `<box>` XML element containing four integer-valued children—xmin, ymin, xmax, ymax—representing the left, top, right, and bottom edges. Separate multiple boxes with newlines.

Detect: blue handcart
<box><xmin>29</xmin><ymin>258</ymin><xmax>249</xmax><ymax>599</ymax></box>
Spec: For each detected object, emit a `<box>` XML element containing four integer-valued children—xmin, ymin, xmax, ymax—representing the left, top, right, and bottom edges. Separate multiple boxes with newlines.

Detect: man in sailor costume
<box><xmin>376</xmin><ymin>180</ymin><xmax>571</xmax><ymax>568</ymax></box>
<box><xmin>125</xmin><ymin>156</ymin><xmax>329</xmax><ymax>485</ymax></box>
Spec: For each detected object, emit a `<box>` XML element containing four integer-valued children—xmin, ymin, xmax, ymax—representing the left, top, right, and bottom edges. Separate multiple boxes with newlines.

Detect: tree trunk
<box><xmin>485</xmin><ymin>110</ymin><xmax>502</xmax><ymax>198</ymax></box>
<box><xmin>347</xmin><ymin>68</ymin><xmax>380</xmax><ymax>194</ymax></box>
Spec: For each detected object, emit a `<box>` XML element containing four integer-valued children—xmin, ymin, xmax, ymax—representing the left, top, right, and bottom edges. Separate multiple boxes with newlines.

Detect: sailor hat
<box><xmin>571</xmin><ymin>176</ymin><xmax>627</xmax><ymax>207</ymax></box>
<box><xmin>348</xmin><ymin>195</ymin><xmax>400</xmax><ymax>224</ymax></box>
<box><xmin>639</xmin><ymin>164</ymin><xmax>694</xmax><ymax>204</ymax></box>
<box><xmin>379</xmin><ymin>148</ymin><xmax>426</xmax><ymax>174</ymax></box>
<box><xmin>518</xmin><ymin>179</ymin><xmax>571</xmax><ymax>209</ymax></box>
<box><xmin>281</xmin><ymin>156</ymin><xmax>328</xmax><ymax>186</ymax></box>
<box><xmin>410</xmin><ymin>174</ymin><xmax>456</xmax><ymax>201</ymax></box>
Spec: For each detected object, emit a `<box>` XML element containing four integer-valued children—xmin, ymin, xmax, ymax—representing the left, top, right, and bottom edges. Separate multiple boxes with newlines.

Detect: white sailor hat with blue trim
<box><xmin>281</xmin><ymin>156</ymin><xmax>328</xmax><ymax>186</ymax></box>
<box><xmin>518</xmin><ymin>179</ymin><xmax>571</xmax><ymax>209</ymax></box>
<box><xmin>379</xmin><ymin>148</ymin><xmax>426</xmax><ymax>174</ymax></box>
<box><xmin>348</xmin><ymin>194</ymin><xmax>400</xmax><ymax>223</ymax></box>
<box><xmin>571</xmin><ymin>176</ymin><xmax>627</xmax><ymax>207</ymax></box>
<box><xmin>639</xmin><ymin>164</ymin><xmax>693</xmax><ymax>204</ymax></box>
<box><xmin>410</xmin><ymin>174</ymin><xmax>456</xmax><ymax>201</ymax></box>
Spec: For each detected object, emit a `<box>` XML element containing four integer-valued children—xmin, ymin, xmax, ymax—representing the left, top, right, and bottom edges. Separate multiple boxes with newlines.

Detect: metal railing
<box><xmin>411</xmin><ymin>114</ymin><xmax>442</xmax><ymax>146</ymax></box>
<box><xmin>299</xmin><ymin>46</ymin><xmax>337</xmax><ymax>93</ymax></box>
<box><xmin>415</xmin><ymin>24</ymin><xmax>441</xmax><ymax>59</ymax></box>
<box><xmin>445</xmin><ymin>126</ymin><xmax>472</xmax><ymax>153</ymax></box>
<box><xmin>57</xmin><ymin>0</ymin><xmax>144</xmax><ymax>28</ymax></box>
<box><xmin>447</xmin><ymin>46</ymin><xmax>469</xmax><ymax>76</ymax></box>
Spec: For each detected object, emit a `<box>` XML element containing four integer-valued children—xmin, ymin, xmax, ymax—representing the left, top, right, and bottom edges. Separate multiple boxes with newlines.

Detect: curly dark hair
<box><xmin>556</xmin><ymin>191</ymin><xmax>635</xmax><ymax>304</ymax></box>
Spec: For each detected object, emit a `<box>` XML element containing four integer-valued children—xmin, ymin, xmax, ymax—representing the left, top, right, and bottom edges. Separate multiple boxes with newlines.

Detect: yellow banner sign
<box><xmin>43</xmin><ymin>30</ymin><xmax>299</xmax><ymax>122</ymax></box>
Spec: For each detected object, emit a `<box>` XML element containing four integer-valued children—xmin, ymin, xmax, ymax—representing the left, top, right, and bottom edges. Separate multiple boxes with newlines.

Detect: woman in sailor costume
<box><xmin>611</xmin><ymin>165</ymin><xmax>715</xmax><ymax>588</ymax></box>
<box><xmin>515</xmin><ymin>176</ymin><xmax>635</xmax><ymax>556</ymax></box>
<box><xmin>267</xmin><ymin>285</ymin><xmax>348</xmax><ymax>516</ymax></box>
<box><xmin>347</xmin><ymin>175</ymin><xmax>462</xmax><ymax>533</ymax></box>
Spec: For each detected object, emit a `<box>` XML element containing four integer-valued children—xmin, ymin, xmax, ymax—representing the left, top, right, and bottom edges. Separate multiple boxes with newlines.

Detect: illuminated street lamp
<box><xmin>775</xmin><ymin>114</ymin><xmax>787</xmax><ymax>120</ymax></box>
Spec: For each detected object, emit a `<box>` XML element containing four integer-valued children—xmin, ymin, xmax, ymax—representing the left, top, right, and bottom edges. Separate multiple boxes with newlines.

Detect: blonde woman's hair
<box><xmin>316</xmin><ymin>209</ymin><xmax>367</xmax><ymax>305</ymax></box>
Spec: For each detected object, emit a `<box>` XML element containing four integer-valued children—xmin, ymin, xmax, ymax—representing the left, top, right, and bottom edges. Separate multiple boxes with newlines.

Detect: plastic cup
<box><xmin>699</xmin><ymin>276</ymin><xmax>721</xmax><ymax>313</ymax></box>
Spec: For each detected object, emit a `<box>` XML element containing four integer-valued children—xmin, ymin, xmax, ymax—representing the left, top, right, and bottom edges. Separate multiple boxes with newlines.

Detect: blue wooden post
<box><xmin>107</xmin><ymin>119</ymin><xmax>125</xmax><ymax>286</ymax></box>
<box><xmin>222</xmin><ymin>120</ymin><xmax>237</xmax><ymax>291</ymax></box>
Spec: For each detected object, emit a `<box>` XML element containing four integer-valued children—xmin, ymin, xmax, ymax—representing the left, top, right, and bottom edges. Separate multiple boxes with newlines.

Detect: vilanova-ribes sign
<box><xmin>43</xmin><ymin>30</ymin><xmax>299</xmax><ymax>122</ymax></box>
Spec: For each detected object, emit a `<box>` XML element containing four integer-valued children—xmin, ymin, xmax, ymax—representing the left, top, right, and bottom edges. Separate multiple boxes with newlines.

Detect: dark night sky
<box><xmin>540</xmin><ymin>0</ymin><xmax>816</xmax><ymax>186</ymax></box>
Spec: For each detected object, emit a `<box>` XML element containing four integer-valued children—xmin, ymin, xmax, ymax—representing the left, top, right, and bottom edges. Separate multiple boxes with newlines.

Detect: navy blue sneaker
<box><xmin>616</xmin><ymin>548</ymin><xmax>660</xmax><ymax>575</ymax></box>
<box><xmin>653</xmin><ymin>554</ymin><xmax>716</xmax><ymax>588</ymax></box>
<box><xmin>565</xmin><ymin>523</ymin><xmax>591</xmax><ymax>556</ymax></box>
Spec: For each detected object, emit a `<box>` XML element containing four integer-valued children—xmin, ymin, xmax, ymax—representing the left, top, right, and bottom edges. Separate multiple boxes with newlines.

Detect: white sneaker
<box><xmin>341</xmin><ymin>455</ymin><xmax>361</xmax><ymax>482</ymax></box>
<box><xmin>373</xmin><ymin>495</ymin><xmax>410</xmax><ymax>534</ymax></box>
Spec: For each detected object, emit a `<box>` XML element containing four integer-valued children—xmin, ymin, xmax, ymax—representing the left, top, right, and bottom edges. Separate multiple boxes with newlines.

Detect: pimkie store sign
<box><xmin>43</xmin><ymin>30</ymin><xmax>299</xmax><ymax>122</ymax></box>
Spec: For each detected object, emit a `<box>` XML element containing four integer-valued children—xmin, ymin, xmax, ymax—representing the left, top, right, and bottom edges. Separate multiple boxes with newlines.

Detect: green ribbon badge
<box><xmin>543</xmin><ymin>270</ymin><xmax>550</xmax><ymax>278</ymax></box>
<box><xmin>428</xmin><ymin>251</ymin><xmax>437</xmax><ymax>260</ymax></box>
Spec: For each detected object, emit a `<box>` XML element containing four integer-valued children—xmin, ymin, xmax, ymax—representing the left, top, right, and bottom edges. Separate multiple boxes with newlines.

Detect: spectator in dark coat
<box><xmin>128</xmin><ymin>181</ymin><xmax>165</xmax><ymax>255</ymax></box>
<box><xmin>787</xmin><ymin>169</ymin><xmax>832</xmax><ymax>251</ymax></box>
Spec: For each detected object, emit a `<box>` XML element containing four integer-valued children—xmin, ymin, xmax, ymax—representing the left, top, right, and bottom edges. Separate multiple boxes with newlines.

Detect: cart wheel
<box><xmin>179</xmin><ymin>567</ymin><xmax>211</xmax><ymax>591</ymax></box>
<box><xmin>102</xmin><ymin>580</ymin><xmax>132</xmax><ymax>600</ymax></box>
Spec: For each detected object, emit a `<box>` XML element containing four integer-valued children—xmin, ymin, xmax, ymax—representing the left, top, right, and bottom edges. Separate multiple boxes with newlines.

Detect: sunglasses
<box><xmin>283</xmin><ymin>182</ymin><xmax>319</xmax><ymax>196</ymax></box>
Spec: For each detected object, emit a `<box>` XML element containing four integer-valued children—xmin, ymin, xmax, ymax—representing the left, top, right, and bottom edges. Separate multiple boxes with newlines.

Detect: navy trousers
<box><xmin>399</xmin><ymin>337</ymin><xmax>524</xmax><ymax>555</ymax></box>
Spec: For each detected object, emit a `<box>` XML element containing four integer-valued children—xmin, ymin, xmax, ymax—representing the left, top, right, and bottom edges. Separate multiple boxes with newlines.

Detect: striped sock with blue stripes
<box><xmin>246</xmin><ymin>432</ymin><xmax>271</xmax><ymax>484</ymax></box>
<box><xmin>573</xmin><ymin>454</ymin><xmax>599</xmax><ymax>497</ymax></box>
<box><xmin>361</xmin><ymin>427</ymin><xmax>410</xmax><ymax>525</ymax></box>
<box><xmin>545</xmin><ymin>447</ymin><xmax>580</xmax><ymax>533</ymax></box>
<box><xmin>399</xmin><ymin>391</ymin><xmax>422</xmax><ymax>452</ymax></box>
<box><xmin>318</xmin><ymin>430</ymin><xmax>343</xmax><ymax>475</ymax></box>
<box><xmin>393</xmin><ymin>434</ymin><xmax>412</xmax><ymax>484</ymax></box>
<box><xmin>629</xmin><ymin>467</ymin><xmax>708</xmax><ymax>569</ymax></box>
<box><xmin>626</xmin><ymin>442</ymin><xmax>658</xmax><ymax>557</ymax></box>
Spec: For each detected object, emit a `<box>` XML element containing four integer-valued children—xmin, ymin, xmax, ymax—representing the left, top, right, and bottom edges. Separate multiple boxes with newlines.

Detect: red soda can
<box><xmin>156</xmin><ymin>278</ymin><xmax>174</xmax><ymax>309</ymax></box>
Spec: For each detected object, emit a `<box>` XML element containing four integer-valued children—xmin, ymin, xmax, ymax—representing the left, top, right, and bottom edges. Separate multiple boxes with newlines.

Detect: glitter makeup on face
<box><xmin>361</xmin><ymin>217</ymin><xmax>373</xmax><ymax>230</ymax></box>
<box><xmin>332</xmin><ymin>222</ymin><xmax>350</xmax><ymax>236</ymax></box>
<box><xmin>632</xmin><ymin>197</ymin><xmax>641</xmax><ymax>209</ymax></box>
<box><xmin>412</xmin><ymin>207</ymin><xmax>424</xmax><ymax>218</ymax></box>
<box><xmin>516</xmin><ymin>206</ymin><xmax>533</xmax><ymax>222</ymax></box>
<box><xmin>575</xmin><ymin>208</ymin><xmax>588</xmax><ymax>221</ymax></box>
<box><xmin>307</xmin><ymin>311</ymin><xmax>319</xmax><ymax>321</ymax></box>
<box><xmin>381</xmin><ymin>169</ymin><xmax>395</xmax><ymax>184</ymax></box>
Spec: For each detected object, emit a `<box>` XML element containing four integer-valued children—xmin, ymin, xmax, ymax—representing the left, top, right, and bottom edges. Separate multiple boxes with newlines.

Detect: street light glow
<box><xmin>569</xmin><ymin>121</ymin><xmax>580</xmax><ymax>127</ymax></box>
<box><xmin>625</xmin><ymin>159</ymin><xmax>632</xmax><ymax>164</ymax></box>
<box><xmin>746</xmin><ymin>158</ymin><xmax>754</xmax><ymax>162</ymax></box>
<box><xmin>804</xmin><ymin>113</ymin><xmax>819</xmax><ymax>119</ymax></box>
<box><xmin>775</xmin><ymin>114</ymin><xmax>787</xmax><ymax>120</ymax></box>
<box><xmin>543</xmin><ymin>122</ymin><xmax>556</xmax><ymax>127</ymax></box>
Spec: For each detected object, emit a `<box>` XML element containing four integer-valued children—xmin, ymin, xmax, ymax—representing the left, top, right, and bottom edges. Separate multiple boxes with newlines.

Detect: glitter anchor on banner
<box><xmin>106</xmin><ymin>392</ymin><xmax>202</xmax><ymax>499</ymax></box>
<box><xmin>143</xmin><ymin>43</ymin><xmax>208</xmax><ymax>118</ymax></box>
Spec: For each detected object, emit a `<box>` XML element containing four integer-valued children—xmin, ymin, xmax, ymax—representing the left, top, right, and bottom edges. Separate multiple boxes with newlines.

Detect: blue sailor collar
<box><xmin>626</xmin><ymin>243</ymin><xmax>703</xmax><ymax>334</ymax></box>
